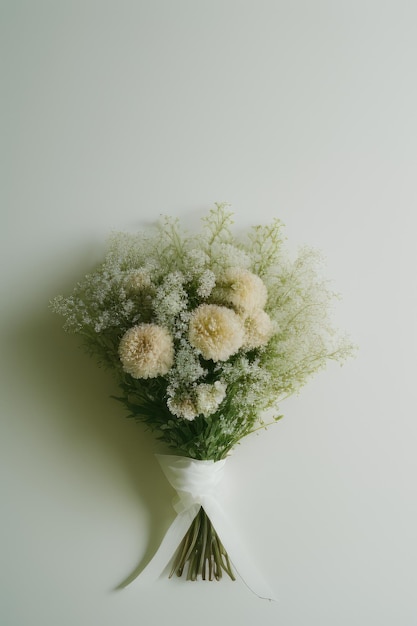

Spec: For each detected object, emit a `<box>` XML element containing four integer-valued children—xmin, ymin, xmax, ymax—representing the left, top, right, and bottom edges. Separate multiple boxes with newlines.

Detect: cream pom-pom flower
<box><xmin>167</xmin><ymin>381</ymin><xmax>227</xmax><ymax>421</ymax></box>
<box><xmin>167</xmin><ymin>395</ymin><xmax>198</xmax><ymax>421</ymax></box>
<box><xmin>216</xmin><ymin>268</ymin><xmax>268</xmax><ymax>313</ymax></box>
<box><xmin>241</xmin><ymin>309</ymin><xmax>275</xmax><ymax>350</ymax></box>
<box><xmin>196</xmin><ymin>381</ymin><xmax>227</xmax><ymax>417</ymax></box>
<box><xmin>188</xmin><ymin>304</ymin><xmax>244</xmax><ymax>361</ymax></box>
<box><xmin>119</xmin><ymin>323</ymin><xmax>174</xmax><ymax>379</ymax></box>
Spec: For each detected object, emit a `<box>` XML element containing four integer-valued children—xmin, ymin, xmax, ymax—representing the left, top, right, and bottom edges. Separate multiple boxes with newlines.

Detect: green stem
<box><xmin>169</xmin><ymin>507</ymin><xmax>236</xmax><ymax>582</ymax></box>
<box><xmin>199</xmin><ymin>507</ymin><xmax>208</xmax><ymax>579</ymax></box>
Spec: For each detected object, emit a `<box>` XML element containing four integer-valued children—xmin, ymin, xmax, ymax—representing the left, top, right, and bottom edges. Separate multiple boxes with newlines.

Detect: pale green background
<box><xmin>1</xmin><ymin>1</ymin><xmax>416</xmax><ymax>625</ymax></box>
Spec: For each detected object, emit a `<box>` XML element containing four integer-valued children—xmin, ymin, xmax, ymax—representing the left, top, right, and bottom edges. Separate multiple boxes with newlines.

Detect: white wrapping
<box><xmin>131</xmin><ymin>454</ymin><xmax>276</xmax><ymax>601</ymax></box>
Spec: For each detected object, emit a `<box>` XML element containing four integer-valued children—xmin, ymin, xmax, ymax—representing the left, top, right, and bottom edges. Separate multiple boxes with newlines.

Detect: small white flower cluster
<box><xmin>125</xmin><ymin>268</ymin><xmax>153</xmax><ymax>293</ymax></box>
<box><xmin>167</xmin><ymin>381</ymin><xmax>227</xmax><ymax>421</ymax></box>
<box><xmin>196</xmin><ymin>269</ymin><xmax>216</xmax><ymax>298</ymax></box>
<box><xmin>153</xmin><ymin>272</ymin><xmax>188</xmax><ymax>328</ymax></box>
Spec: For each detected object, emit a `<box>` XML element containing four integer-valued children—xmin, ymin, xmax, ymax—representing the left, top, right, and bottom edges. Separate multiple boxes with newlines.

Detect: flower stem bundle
<box><xmin>170</xmin><ymin>508</ymin><xmax>235</xmax><ymax>581</ymax></box>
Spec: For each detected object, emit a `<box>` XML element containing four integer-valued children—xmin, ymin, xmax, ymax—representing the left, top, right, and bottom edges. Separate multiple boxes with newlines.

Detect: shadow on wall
<box><xmin>4</xmin><ymin>254</ymin><xmax>176</xmax><ymax>590</ymax></box>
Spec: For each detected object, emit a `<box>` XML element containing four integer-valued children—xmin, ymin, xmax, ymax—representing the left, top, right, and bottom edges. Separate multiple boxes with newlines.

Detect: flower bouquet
<box><xmin>52</xmin><ymin>204</ymin><xmax>353</xmax><ymax>597</ymax></box>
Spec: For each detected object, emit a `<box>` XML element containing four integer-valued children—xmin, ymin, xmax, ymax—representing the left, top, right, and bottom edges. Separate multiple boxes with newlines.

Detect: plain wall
<box><xmin>1</xmin><ymin>2</ymin><xmax>416</xmax><ymax>625</ymax></box>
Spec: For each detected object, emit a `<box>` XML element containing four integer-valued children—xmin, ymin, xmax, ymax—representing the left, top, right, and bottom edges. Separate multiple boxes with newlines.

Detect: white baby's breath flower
<box><xmin>119</xmin><ymin>323</ymin><xmax>174</xmax><ymax>379</ymax></box>
<box><xmin>216</xmin><ymin>268</ymin><xmax>268</xmax><ymax>313</ymax></box>
<box><xmin>185</xmin><ymin>248</ymin><xmax>210</xmax><ymax>271</ymax></box>
<box><xmin>196</xmin><ymin>269</ymin><xmax>216</xmax><ymax>298</ymax></box>
<box><xmin>210</xmin><ymin>243</ymin><xmax>251</xmax><ymax>270</ymax></box>
<box><xmin>153</xmin><ymin>271</ymin><xmax>188</xmax><ymax>326</ymax></box>
<box><xmin>125</xmin><ymin>268</ymin><xmax>152</xmax><ymax>292</ymax></box>
<box><xmin>241</xmin><ymin>309</ymin><xmax>274</xmax><ymax>349</ymax></box>
<box><xmin>188</xmin><ymin>304</ymin><xmax>244</xmax><ymax>361</ymax></box>
<box><xmin>170</xmin><ymin>343</ymin><xmax>206</xmax><ymax>383</ymax></box>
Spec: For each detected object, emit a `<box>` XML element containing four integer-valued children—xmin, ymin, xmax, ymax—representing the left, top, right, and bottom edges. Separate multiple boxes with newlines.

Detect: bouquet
<box><xmin>52</xmin><ymin>204</ymin><xmax>353</xmax><ymax>597</ymax></box>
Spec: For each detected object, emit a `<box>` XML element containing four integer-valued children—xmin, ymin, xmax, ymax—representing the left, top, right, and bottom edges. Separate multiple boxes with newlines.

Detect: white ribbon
<box><xmin>130</xmin><ymin>454</ymin><xmax>276</xmax><ymax>601</ymax></box>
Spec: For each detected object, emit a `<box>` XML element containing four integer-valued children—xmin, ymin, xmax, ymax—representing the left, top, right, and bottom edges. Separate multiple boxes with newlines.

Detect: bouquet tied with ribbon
<box><xmin>52</xmin><ymin>204</ymin><xmax>354</xmax><ymax>598</ymax></box>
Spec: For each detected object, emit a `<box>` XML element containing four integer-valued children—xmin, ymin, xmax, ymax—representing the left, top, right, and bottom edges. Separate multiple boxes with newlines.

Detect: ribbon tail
<box><xmin>202</xmin><ymin>498</ymin><xmax>277</xmax><ymax>602</ymax></box>
<box><xmin>128</xmin><ymin>505</ymin><xmax>200</xmax><ymax>586</ymax></box>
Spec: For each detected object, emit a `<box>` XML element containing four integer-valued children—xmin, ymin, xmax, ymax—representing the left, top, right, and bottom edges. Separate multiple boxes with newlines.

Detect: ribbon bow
<box><xmin>129</xmin><ymin>454</ymin><xmax>276</xmax><ymax>601</ymax></box>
